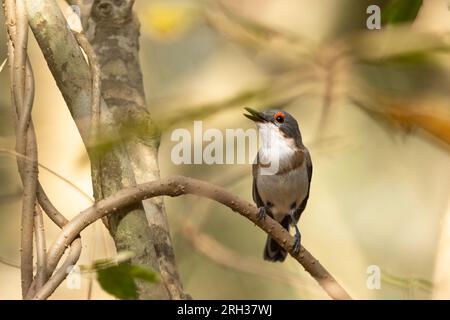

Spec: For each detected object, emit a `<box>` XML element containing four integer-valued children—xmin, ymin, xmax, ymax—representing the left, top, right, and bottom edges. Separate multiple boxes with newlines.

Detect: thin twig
<box><xmin>36</xmin><ymin>186</ymin><xmax>70</xmax><ymax>227</ymax></box>
<box><xmin>44</xmin><ymin>175</ymin><xmax>351</xmax><ymax>300</ymax></box>
<box><xmin>73</xmin><ymin>31</ymin><xmax>101</xmax><ymax>150</ymax></box>
<box><xmin>0</xmin><ymin>257</ymin><xmax>20</xmax><ymax>269</ymax></box>
<box><xmin>72</xmin><ymin>20</ymin><xmax>118</xmax><ymax>279</ymax></box>
<box><xmin>4</xmin><ymin>0</ymin><xmax>37</xmax><ymax>297</ymax></box>
<box><xmin>72</xmin><ymin>30</ymin><xmax>105</xmax><ymax>229</ymax></box>
<box><xmin>31</xmin><ymin>241</ymin><xmax>81</xmax><ymax>300</ymax></box>
<box><xmin>86</xmin><ymin>219</ymin><xmax>97</xmax><ymax>300</ymax></box>
<box><xmin>5</xmin><ymin>149</ymin><xmax>86</xmax><ymax>299</ymax></box>
<box><xmin>33</xmin><ymin>205</ymin><xmax>47</xmax><ymax>290</ymax></box>
<box><xmin>314</xmin><ymin>44</ymin><xmax>350</xmax><ymax>142</ymax></box>
<box><xmin>3</xmin><ymin>0</ymin><xmax>87</xmax><ymax>299</ymax></box>
<box><xmin>205</xmin><ymin>0</ymin><xmax>314</xmax><ymax>64</ymax></box>
<box><xmin>0</xmin><ymin>39</ymin><xmax>80</xmax><ymax>298</ymax></box>
<box><xmin>0</xmin><ymin>148</ymin><xmax>93</xmax><ymax>203</ymax></box>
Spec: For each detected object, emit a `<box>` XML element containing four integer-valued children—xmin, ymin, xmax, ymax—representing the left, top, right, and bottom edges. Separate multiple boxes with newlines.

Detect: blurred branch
<box><xmin>158</xmin><ymin>69</ymin><xmax>319</xmax><ymax>130</ymax></box>
<box><xmin>205</xmin><ymin>0</ymin><xmax>450</xmax><ymax>150</ymax></box>
<box><xmin>349</xmin><ymin>89</ymin><xmax>450</xmax><ymax>148</ymax></box>
<box><xmin>352</xmin><ymin>32</ymin><xmax>450</xmax><ymax>65</ymax></box>
<box><xmin>382</xmin><ymin>269</ymin><xmax>432</xmax><ymax>293</ymax></box>
<box><xmin>45</xmin><ymin>175</ymin><xmax>351</xmax><ymax>300</ymax></box>
<box><xmin>433</xmin><ymin>198</ymin><xmax>450</xmax><ymax>299</ymax></box>
<box><xmin>204</xmin><ymin>0</ymin><xmax>314</xmax><ymax>64</ymax></box>
<box><xmin>181</xmin><ymin>221</ymin><xmax>323</xmax><ymax>296</ymax></box>
<box><xmin>0</xmin><ymin>189</ymin><xmax>22</xmax><ymax>201</ymax></box>
<box><xmin>0</xmin><ymin>58</ymin><xmax>6</xmax><ymax>72</ymax></box>
<box><xmin>0</xmin><ymin>257</ymin><xmax>20</xmax><ymax>269</ymax></box>
<box><xmin>315</xmin><ymin>47</ymin><xmax>349</xmax><ymax>140</ymax></box>
<box><xmin>160</xmin><ymin>87</ymin><xmax>268</xmax><ymax>129</ymax></box>
<box><xmin>0</xmin><ymin>148</ymin><xmax>93</xmax><ymax>202</ymax></box>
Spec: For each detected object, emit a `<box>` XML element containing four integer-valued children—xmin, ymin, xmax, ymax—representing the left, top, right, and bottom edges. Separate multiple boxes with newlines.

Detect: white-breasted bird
<box><xmin>244</xmin><ymin>108</ymin><xmax>312</xmax><ymax>262</ymax></box>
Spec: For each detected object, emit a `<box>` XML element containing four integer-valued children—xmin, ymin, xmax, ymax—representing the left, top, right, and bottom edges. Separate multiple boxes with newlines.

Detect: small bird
<box><xmin>244</xmin><ymin>107</ymin><xmax>312</xmax><ymax>262</ymax></box>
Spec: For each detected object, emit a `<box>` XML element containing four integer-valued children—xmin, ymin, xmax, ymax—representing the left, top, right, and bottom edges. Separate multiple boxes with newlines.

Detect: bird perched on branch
<box><xmin>244</xmin><ymin>108</ymin><xmax>312</xmax><ymax>262</ymax></box>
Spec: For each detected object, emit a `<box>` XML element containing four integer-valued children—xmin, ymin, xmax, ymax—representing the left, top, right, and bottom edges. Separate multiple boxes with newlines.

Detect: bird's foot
<box><xmin>288</xmin><ymin>209</ymin><xmax>301</xmax><ymax>254</ymax></box>
<box><xmin>293</xmin><ymin>231</ymin><xmax>301</xmax><ymax>254</ymax></box>
<box><xmin>257</xmin><ymin>207</ymin><xmax>266</xmax><ymax>220</ymax></box>
<box><xmin>257</xmin><ymin>206</ymin><xmax>268</xmax><ymax>220</ymax></box>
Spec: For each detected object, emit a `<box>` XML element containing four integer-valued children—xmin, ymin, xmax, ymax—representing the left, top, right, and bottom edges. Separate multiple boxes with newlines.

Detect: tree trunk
<box><xmin>25</xmin><ymin>0</ymin><xmax>186</xmax><ymax>299</ymax></box>
<box><xmin>85</xmin><ymin>0</ymin><xmax>186</xmax><ymax>299</ymax></box>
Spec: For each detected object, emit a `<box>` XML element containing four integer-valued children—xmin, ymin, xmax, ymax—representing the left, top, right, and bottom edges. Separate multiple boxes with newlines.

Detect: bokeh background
<box><xmin>1</xmin><ymin>0</ymin><xmax>450</xmax><ymax>299</ymax></box>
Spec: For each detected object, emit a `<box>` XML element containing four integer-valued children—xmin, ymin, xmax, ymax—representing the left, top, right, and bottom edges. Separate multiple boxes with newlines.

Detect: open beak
<box><xmin>243</xmin><ymin>107</ymin><xmax>266</xmax><ymax>123</ymax></box>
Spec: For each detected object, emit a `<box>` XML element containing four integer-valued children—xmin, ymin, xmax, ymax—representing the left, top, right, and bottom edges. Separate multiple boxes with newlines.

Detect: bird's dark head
<box><xmin>244</xmin><ymin>107</ymin><xmax>302</xmax><ymax>145</ymax></box>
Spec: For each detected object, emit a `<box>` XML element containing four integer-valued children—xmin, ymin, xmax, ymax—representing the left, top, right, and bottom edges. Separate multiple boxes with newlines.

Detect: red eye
<box><xmin>274</xmin><ymin>112</ymin><xmax>285</xmax><ymax>123</ymax></box>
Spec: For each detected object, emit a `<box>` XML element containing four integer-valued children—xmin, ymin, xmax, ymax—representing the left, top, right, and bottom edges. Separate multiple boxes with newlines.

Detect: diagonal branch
<box><xmin>44</xmin><ymin>176</ymin><xmax>351</xmax><ymax>300</ymax></box>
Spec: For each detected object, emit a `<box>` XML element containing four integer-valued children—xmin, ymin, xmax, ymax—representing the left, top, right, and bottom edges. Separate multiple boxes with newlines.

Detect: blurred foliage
<box><xmin>97</xmin><ymin>264</ymin><xmax>159</xmax><ymax>300</ymax></box>
<box><xmin>352</xmin><ymin>95</ymin><xmax>450</xmax><ymax>147</ymax></box>
<box><xmin>82</xmin><ymin>252</ymin><xmax>159</xmax><ymax>300</ymax></box>
<box><xmin>139</xmin><ymin>0</ymin><xmax>201</xmax><ymax>41</ymax></box>
<box><xmin>382</xmin><ymin>269</ymin><xmax>432</xmax><ymax>293</ymax></box>
<box><xmin>382</xmin><ymin>0</ymin><xmax>423</xmax><ymax>25</ymax></box>
<box><xmin>142</xmin><ymin>0</ymin><xmax>450</xmax><ymax>299</ymax></box>
<box><xmin>136</xmin><ymin>0</ymin><xmax>450</xmax><ymax>152</ymax></box>
<box><xmin>204</xmin><ymin>0</ymin><xmax>450</xmax><ymax>150</ymax></box>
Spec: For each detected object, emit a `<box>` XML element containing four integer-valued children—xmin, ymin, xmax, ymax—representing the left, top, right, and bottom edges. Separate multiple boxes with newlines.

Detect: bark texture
<box><xmin>26</xmin><ymin>0</ymin><xmax>186</xmax><ymax>299</ymax></box>
<box><xmin>86</xmin><ymin>0</ymin><xmax>186</xmax><ymax>299</ymax></box>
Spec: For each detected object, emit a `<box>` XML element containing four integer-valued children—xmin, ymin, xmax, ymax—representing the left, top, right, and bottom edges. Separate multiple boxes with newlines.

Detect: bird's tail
<box><xmin>263</xmin><ymin>236</ymin><xmax>287</xmax><ymax>262</ymax></box>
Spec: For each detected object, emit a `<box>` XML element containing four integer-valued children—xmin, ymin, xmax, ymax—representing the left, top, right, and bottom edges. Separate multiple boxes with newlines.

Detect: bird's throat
<box><xmin>257</xmin><ymin>123</ymin><xmax>302</xmax><ymax>175</ymax></box>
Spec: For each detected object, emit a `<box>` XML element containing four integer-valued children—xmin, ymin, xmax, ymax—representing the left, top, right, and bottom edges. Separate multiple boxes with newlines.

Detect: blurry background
<box><xmin>1</xmin><ymin>0</ymin><xmax>450</xmax><ymax>299</ymax></box>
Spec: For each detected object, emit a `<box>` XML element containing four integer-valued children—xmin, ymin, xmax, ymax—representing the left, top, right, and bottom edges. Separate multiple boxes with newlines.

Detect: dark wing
<box><xmin>294</xmin><ymin>149</ymin><xmax>313</xmax><ymax>221</ymax></box>
<box><xmin>252</xmin><ymin>162</ymin><xmax>265</xmax><ymax>208</ymax></box>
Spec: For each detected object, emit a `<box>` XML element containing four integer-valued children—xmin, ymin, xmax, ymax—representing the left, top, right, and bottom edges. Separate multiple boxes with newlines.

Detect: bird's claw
<box><xmin>257</xmin><ymin>206</ymin><xmax>267</xmax><ymax>220</ymax></box>
<box><xmin>293</xmin><ymin>231</ymin><xmax>301</xmax><ymax>254</ymax></box>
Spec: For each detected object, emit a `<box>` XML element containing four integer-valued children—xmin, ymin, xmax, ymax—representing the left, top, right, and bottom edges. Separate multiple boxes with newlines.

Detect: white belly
<box><xmin>256</xmin><ymin>162</ymin><xmax>309</xmax><ymax>222</ymax></box>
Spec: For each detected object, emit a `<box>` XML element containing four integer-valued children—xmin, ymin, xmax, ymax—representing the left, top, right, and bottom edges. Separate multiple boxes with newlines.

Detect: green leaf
<box><xmin>382</xmin><ymin>0</ymin><xmax>423</xmax><ymax>25</ymax></box>
<box><xmin>128</xmin><ymin>265</ymin><xmax>160</xmax><ymax>283</ymax></box>
<box><xmin>97</xmin><ymin>264</ymin><xmax>159</xmax><ymax>300</ymax></box>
